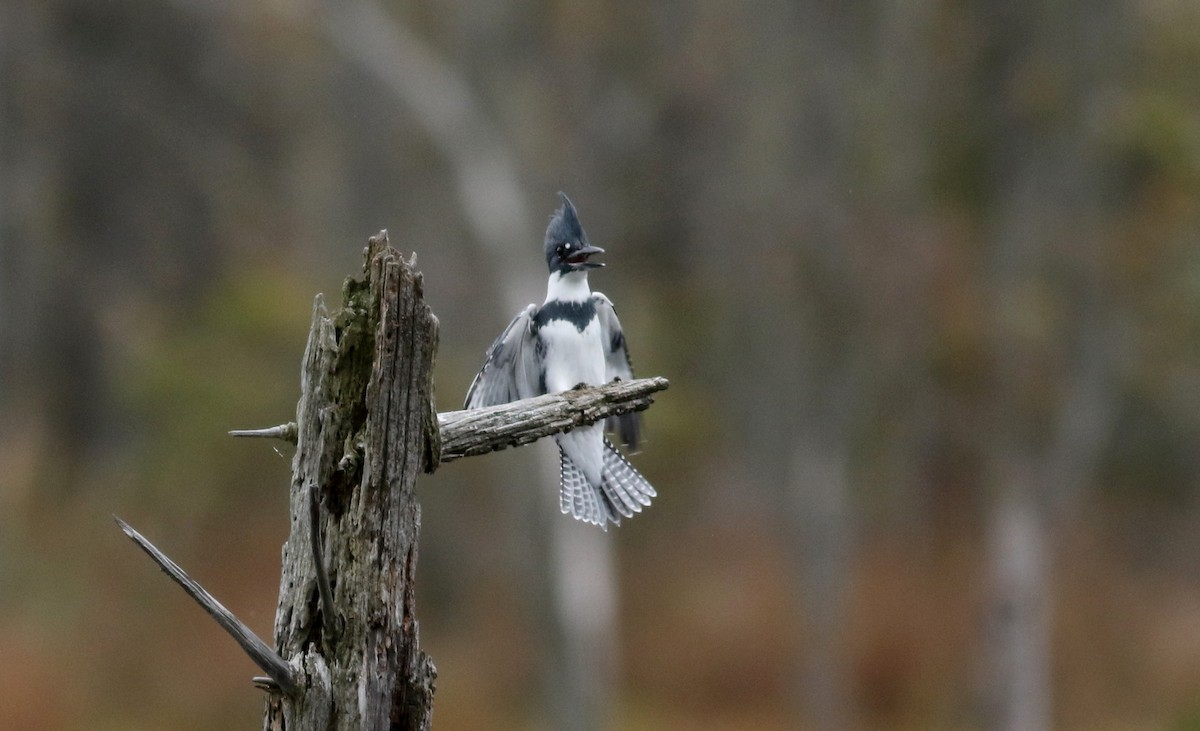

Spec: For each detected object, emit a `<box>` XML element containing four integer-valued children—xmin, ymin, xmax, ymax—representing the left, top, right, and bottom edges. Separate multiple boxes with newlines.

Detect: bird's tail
<box><xmin>559</xmin><ymin>439</ymin><xmax>656</xmax><ymax>530</ymax></box>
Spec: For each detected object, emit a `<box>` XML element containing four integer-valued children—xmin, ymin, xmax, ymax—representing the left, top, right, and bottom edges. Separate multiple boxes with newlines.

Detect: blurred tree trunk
<box><xmin>0</xmin><ymin>1</ymin><xmax>106</xmax><ymax>501</ymax></box>
<box><xmin>313</xmin><ymin>5</ymin><xmax>616</xmax><ymax>727</ymax></box>
<box><xmin>696</xmin><ymin>2</ymin><xmax>868</xmax><ymax>724</ymax></box>
<box><xmin>0</xmin><ymin>0</ymin><xmax>9</xmax><ymax>426</ymax></box>
<box><xmin>973</xmin><ymin>2</ymin><xmax>1123</xmax><ymax>728</ymax></box>
<box><xmin>783</xmin><ymin>6</ymin><xmax>868</xmax><ymax>729</ymax></box>
<box><xmin>264</xmin><ymin>234</ymin><xmax>438</xmax><ymax>729</ymax></box>
<box><xmin>787</xmin><ymin>435</ymin><xmax>853</xmax><ymax>731</ymax></box>
<box><xmin>983</xmin><ymin>472</ymin><xmax>1050</xmax><ymax>731</ymax></box>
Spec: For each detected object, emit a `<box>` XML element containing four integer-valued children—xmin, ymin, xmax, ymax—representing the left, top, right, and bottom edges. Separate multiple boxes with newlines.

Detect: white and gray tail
<box><xmin>559</xmin><ymin>439</ymin><xmax>657</xmax><ymax>530</ymax></box>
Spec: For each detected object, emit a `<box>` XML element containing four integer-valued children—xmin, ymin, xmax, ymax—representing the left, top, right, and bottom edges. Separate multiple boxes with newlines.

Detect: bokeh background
<box><xmin>3</xmin><ymin>0</ymin><xmax>1200</xmax><ymax>729</ymax></box>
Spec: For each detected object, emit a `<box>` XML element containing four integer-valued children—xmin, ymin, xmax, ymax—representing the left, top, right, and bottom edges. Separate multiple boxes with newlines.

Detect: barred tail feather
<box><xmin>560</xmin><ymin>448</ymin><xmax>614</xmax><ymax>530</ymax></box>
<box><xmin>600</xmin><ymin>438</ymin><xmax>656</xmax><ymax>516</ymax></box>
<box><xmin>559</xmin><ymin>442</ymin><xmax>655</xmax><ymax>530</ymax></box>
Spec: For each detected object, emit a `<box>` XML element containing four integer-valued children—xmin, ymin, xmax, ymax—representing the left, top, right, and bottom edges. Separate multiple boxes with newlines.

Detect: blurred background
<box><xmin>3</xmin><ymin>0</ymin><xmax>1200</xmax><ymax>729</ymax></box>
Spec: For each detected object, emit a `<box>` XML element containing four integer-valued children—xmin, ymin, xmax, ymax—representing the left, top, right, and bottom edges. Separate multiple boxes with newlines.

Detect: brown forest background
<box><xmin>3</xmin><ymin>0</ymin><xmax>1200</xmax><ymax>729</ymax></box>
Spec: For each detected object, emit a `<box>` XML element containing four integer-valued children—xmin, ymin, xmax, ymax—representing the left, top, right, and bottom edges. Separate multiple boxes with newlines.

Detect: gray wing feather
<box><xmin>464</xmin><ymin>304</ymin><xmax>541</xmax><ymax>409</ymax></box>
<box><xmin>592</xmin><ymin>293</ymin><xmax>641</xmax><ymax>449</ymax></box>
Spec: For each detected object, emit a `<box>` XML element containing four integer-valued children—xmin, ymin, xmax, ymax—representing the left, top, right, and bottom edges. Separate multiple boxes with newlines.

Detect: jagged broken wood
<box><xmin>117</xmin><ymin>230</ymin><xmax>668</xmax><ymax>730</ymax></box>
<box><xmin>261</xmin><ymin>233</ymin><xmax>441</xmax><ymax>730</ymax></box>
<box><xmin>230</xmin><ymin>376</ymin><xmax>669</xmax><ymax>463</ymax></box>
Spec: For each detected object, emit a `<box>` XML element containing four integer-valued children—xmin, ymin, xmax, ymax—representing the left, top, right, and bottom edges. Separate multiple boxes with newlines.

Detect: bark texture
<box><xmin>436</xmin><ymin>377</ymin><xmax>668</xmax><ymax>463</ymax></box>
<box><xmin>264</xmin><ymin>232</ymin><xmax>439</xmax><ymax>730</ymax></box>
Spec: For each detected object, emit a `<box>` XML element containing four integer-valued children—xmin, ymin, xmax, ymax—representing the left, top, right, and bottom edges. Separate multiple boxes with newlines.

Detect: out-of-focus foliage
<box><xmin>2</xmin><ymin>0</ymin><xmax>1200</xmax><ymax>729</ymax></box>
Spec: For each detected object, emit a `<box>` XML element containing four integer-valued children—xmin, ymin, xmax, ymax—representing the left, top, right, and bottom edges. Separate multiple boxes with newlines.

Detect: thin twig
<box><xmin>114</xmin><ymin>516</ymin><xmax>300</xmax><ymax>696</ymax></box>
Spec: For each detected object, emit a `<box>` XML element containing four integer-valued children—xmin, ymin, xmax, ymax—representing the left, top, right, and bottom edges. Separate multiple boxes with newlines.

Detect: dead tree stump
<box><xmin>262</xmin><ymin>233</ymin><xmax>439</xmax><ymax>729</ymax></box>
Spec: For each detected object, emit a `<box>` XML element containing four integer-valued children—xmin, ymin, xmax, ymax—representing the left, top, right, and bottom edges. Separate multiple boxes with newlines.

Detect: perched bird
<box><xmin>464</xmin><ymin>193</ymin><xmax>656</xmax><ymax>529</ymax></box>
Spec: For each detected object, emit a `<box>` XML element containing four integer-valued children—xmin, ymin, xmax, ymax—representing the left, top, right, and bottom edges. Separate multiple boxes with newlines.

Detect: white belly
<box><xmin>539</xmin><ymin>319</ymin><xmax>605</xmax><ymax>394</ymax></box>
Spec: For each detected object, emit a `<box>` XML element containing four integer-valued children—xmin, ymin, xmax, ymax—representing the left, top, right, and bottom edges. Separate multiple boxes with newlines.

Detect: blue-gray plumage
<box><xmin>464</xmin><ymin>192</ymin><xmax>655</xmax><ymax>528</ymax></box>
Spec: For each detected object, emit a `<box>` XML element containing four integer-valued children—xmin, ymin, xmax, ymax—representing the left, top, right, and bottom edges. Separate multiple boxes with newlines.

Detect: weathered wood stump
<box><xmin>262</xmin><ymin>233</ymin><xmax>439</xmax><ymax>729</ymax></box>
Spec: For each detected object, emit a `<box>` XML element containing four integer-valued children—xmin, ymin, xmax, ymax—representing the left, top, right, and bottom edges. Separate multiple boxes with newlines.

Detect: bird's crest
<box><xmin>545</xmin><ymin>191</ymin><xmax>587</xmax><ymax>248</ymax></box>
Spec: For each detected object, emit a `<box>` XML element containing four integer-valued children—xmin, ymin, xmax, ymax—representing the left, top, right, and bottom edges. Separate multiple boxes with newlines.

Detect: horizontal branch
<box><xmin>229</xmin><ymin>376</ymin><xmax>670</xmax><ymax>466</ymax></box>
<box><xmin>436</xmin><ymin>376</ymin><xmax>669</xmax><ymax>464</ymax></box>
<box><xmin>114</xmin><ymin>516</ymin><xmax>300</xmax><ymax>696</ymax></box>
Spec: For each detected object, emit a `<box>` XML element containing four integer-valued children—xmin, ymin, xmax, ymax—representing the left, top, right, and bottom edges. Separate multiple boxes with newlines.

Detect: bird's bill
<box><xmin>567</xmin><ymin>244</ymin><xmax>605</xmax><ymax>268</ymax></box>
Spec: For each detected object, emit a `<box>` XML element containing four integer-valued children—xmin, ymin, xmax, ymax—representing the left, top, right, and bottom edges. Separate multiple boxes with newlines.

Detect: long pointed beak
<box><xmin>568</xmin><ymin>245</ymin><xmax>605</xmax><ymax>268</ymax></box>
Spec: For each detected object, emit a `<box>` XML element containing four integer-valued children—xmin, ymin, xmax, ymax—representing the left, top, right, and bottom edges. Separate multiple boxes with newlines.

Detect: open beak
<box><xmin>568</xmin><ymin>243</ymin><xmax>609</xmax><ymax>268</ymax></box>
<box><xmin>567</xmin><ymin>244</ymin><xmax>605</xmax><ymax>268</ymax></box>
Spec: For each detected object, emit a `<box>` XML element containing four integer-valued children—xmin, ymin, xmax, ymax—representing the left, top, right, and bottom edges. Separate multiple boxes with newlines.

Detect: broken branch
<box><xmin>114</xmin><ymin>516</ymin><xmax>300</xmax><ymax>696</ymax></box>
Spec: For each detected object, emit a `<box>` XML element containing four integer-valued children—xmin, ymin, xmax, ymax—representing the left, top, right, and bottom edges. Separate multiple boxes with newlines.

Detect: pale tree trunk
<box><xmin>547</xmin><ymin>505</ymin><xmax>618</xmax><ymax>731</ymax></box>
<box><xmin>983</xmin><ymin>473</ymin><xmax>1051</xmax><ymax>731</ymax></box>
<box><xmin>312</xmin><ymin>7</ymin><xmax>615</xmax><ymax>726</ymax></box>
<box><xmin>788</xmin><ymin>437</ymin><xmax>852</xmax><ymax>731</ymax></box>
<box><xmin>975</xmin><ymin>1</ymin><xmax>1123</xmax><ymax>723</ymax></box>
<box><xmin>784</xmin><ymin>7</ymin><xmax>864</xmax><ymax>726</ymax></box>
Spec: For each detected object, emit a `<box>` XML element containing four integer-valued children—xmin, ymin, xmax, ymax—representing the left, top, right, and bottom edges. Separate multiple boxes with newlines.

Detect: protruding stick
<box><xmin>114</xmin><ymin>516</ymin><xmax>300</xmax><ymax>696</ymax></box>
<box><xmin>228</xmin><ymin>423</ymin><xmax>298</xmax><ymax>444</ymax></box>
<box><xmin>253</xmin><ymin>676</ymin><xmax>281</xmax><ymax>693</ymax></box>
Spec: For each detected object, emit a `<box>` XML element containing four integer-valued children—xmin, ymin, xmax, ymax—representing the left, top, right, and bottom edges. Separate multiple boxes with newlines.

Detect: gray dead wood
<box><xmin>261</xmin><ymin>232</ymin><xmax>440</xmax><ymax>730</ymax></box>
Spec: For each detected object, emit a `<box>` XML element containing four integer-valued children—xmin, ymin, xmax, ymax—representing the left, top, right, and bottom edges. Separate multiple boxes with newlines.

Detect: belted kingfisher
<box><xmin>464</xmin><ymin>192</ymin><xmax>656</xmax><ymax>529</ymax></box>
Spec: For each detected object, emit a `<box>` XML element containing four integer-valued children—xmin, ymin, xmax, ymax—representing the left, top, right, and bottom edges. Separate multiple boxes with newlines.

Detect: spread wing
<box><xmin>464</xmin><ymin>304</ymin><xmax>542</xmax><ymax>409</ymax></box>
<box><xmin>592</xmin><ymin>292</ymin><xmax>641</xmax><ymax>450</ymax></box>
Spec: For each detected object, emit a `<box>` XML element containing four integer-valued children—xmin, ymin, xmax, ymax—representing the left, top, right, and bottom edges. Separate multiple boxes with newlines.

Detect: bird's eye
<box><xmin>563</xmin><ymin>242</ymin><xmax>573</xmax><ymax>251</ymax></box>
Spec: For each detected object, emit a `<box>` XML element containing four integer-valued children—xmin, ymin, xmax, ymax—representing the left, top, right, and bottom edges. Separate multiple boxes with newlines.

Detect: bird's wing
<box><xmin>591</xmin><ymin>292</ymin><xmax>641</xmax><ymax>450</ymax></box>
<box><xmin>464</xmin><ymin>304</ymin><xmax>541</xmax><ymax>409</ymax></box>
